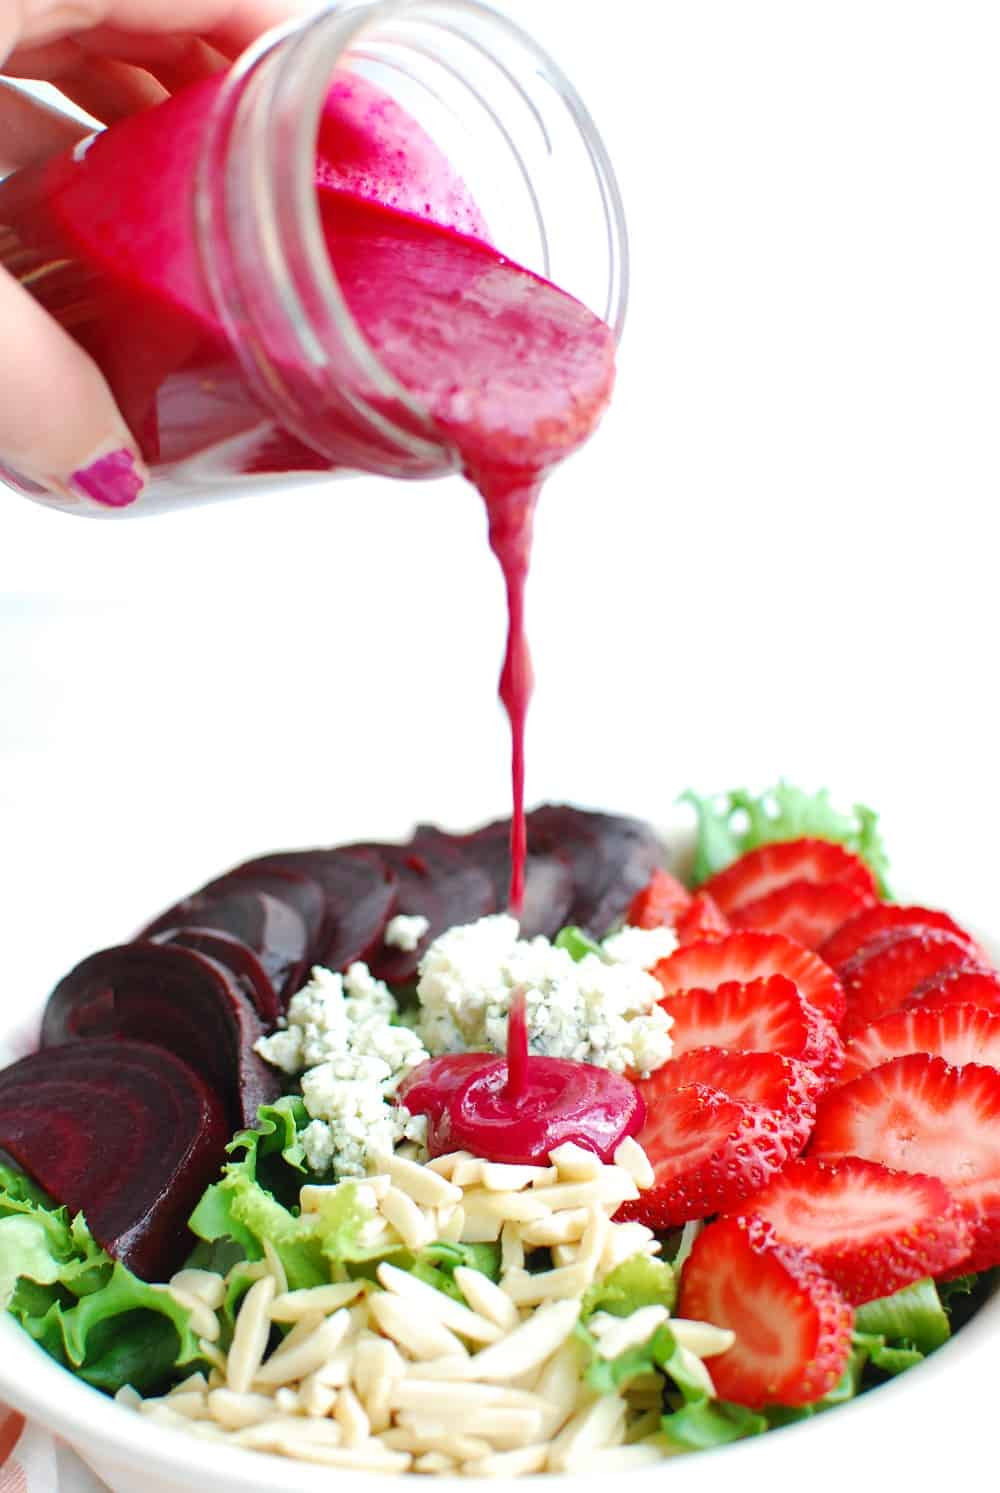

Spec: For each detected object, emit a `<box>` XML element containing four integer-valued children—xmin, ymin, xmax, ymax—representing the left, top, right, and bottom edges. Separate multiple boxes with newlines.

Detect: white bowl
<box><xmin>1</xmin><ymin>817</ymin><xmax>996</xmax><ymax>1491</ymax></box>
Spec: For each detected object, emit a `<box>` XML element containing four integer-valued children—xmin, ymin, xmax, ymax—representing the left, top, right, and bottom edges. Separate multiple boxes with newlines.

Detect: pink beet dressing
<box><xmin>397</xmin><ymin>990</ymin><xmax>645</xmax><ymax>1166</ymax></box>
<box><xmin>0</xmin><ymin>71</ymin><xmax>614</xmax><ymax>909</ymax></box>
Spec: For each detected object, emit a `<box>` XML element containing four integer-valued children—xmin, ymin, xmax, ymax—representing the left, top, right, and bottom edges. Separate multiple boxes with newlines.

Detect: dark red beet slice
<box><xmin>153</xmin><ymin>926</ymin><xmax>280</xmax><ymax>1024</ymax></box>
<box><xmin>204</xmin><ymin>866</ymin><xmax>327</xmax><ymax>967</ymax></box>
<box><xmin>240</xmin><ymin>849</ymin><xmax>398</xmax><ymax>972</ymax></box>
<box><xmin>438</xmin><ymin>818</ymin><xmax>574</xmax><ymax>938</ymax></box>
<box><xmin>526</xmin><ymin>805</ymin><xmax>664</xmax><ymax>937</ymax></box>
<box><xmin>42</xmin><ymin>942</ymin><xmax>282</xmax><ymax>1129</ymax></box>
<box><xmin>0</xmin><ymin>1038</ymin><xmax>227</xmax><ymax>1280</ymax></box>
<box><xmin>344</xmin><ymin>832</ymin><xmax>495</xmax><ymax>983</ymax></box>
<box><xmin>138</xmin><ymin>885</ymin><xmax>309</xmax><ymax>1003</ymax></box>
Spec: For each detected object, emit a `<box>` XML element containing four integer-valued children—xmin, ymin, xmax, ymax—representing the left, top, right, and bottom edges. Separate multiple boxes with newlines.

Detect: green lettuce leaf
<box><xmin>854</xmin><ymin>1277</ymin><xmax>950</xmax><ymax>1354</ymax></box>
<box><xmin>680</xmin><ymin>782</ymin><xmax>891</xmax><ymax>896</ymax></box>
<box><xmin>581</xmin><ymin>1253</ymin><xmax>675</xmax><ymax>1320</ymax></box>
<box><xmin>661</xmin><ymin>1399</ymin><xmax>768</xmax><ymax>1450</ymax></box>
<box><xmin>554</xmin><ymin>926</ymin><xmax>606</xmax><ymax>962</ymax></box>
<box><xmin>1</xmin><ymin>1163</ymin><xmax>200</xmax><ymax>1395</ymax></box>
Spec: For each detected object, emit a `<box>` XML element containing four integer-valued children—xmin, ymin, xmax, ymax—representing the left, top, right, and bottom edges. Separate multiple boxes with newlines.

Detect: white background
<box><xmin>2</xmin><ymin>0</ymin><xmax>1000</xmax><ymax>1011</ymax></box>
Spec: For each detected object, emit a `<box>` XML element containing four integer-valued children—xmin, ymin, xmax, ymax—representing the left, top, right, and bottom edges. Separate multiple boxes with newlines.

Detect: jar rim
<box><xmin>197</xmin><ymin>0</ymin><xmax>629</xmax><ymax>474</ymax></box>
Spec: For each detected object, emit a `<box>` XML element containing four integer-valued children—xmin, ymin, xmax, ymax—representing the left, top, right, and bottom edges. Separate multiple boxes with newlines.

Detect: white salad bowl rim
<box><xmin>0</xmin><ymin>809</ymin><xmax>996</xmax><ymax>1492</ymax></box>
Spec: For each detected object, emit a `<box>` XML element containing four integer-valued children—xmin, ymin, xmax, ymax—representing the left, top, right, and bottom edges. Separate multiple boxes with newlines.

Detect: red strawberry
<box><xmin>838</xmin><ymin>930</ymin><xmax>981</xmax><ymax>1037</ymax></box>
<box><xmin>734</xmin><ymin>1155</ymin><xmax>970</xmax><ymax>1304</ymax></box>
<box><xmin>661</xmin><ymin>975</ymin><xmax>844</xmax><ymax>1088</ymax></box>
<box><xmin>653</xmin><ymin>931</ymin><xmax>846</xmax><ymax>1026</ymax></box>
<box><xmin>677</xmin><ymin>1215</ymin><xmax>854</xmax><ymax>1408</ymax></box>
<box><xmin>729</xmin><ymin>881</ymin><xmax>876</xmax><ymax>951</ymax></box>
<box><xmin>616</xmin><ymin>1081</ymin><xmax>802</xmax><ymax>1228</ymax></box>
<box><xmin>838</xmin><ymin>1004</ymin><xmax>1000</xmax><ymax>1086</ymax></box>
<box><xmin>649</xmin><ymin>1046</ymin><xmax>818</xmax><ymax>1156</ymax></box>
<box><xmin>627</xmin><ymin>868</ymin><xmax>691</xmax><ymax>929</ymax></box>
<box><xmin>810</xmin><ymin>1052</ymin><xmax>1000</xmax><ymax>1274</ymax></box>
<box><xmin>819</xmin><ymin>903</ymin><xmax>987</xmax><ymax>970</ymax></box>
<box><xmin>675</xmin><ymin>891</ymin><xmax>730</xmax><ymax>945</ymax></box>
<box><xmin>902</xmin><ymin>967</ymin><xmax>1000</xmax><ymax>1017</ymax></box>
<box><xmin>703</xmin><ymin>838</ymin><xmax>878</xmax><ymax>918</ymax></box>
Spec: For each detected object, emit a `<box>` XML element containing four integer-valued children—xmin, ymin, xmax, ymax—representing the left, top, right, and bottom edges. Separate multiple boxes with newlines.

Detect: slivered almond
<box><xmin>377</xmin><ymin>1262</ymin><xmax>502</xmax><ymax>1343</ymax></box>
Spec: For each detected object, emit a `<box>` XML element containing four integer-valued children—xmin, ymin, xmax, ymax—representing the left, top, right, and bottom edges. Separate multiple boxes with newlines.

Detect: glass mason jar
<box><xmin>0</xmin><ymin>0</ymin><xmax>628</xmax><ymax>516</ymax></box>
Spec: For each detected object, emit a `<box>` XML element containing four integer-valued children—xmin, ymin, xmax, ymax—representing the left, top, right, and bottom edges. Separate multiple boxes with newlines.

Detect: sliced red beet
<box><xmin>154</xmin><ymin>926</ymin><xmax>280</xmax><ymax>1024</ymax></box>
<box><xmin>526</xmin><ymin>805</ymin><xmax>664</xmax><ymax>937</ymax></box>
<box><xmin>0</xmin><ymin>1038</ymin><xmax>227</xmax><ymax>1279</ymax></box>
<box><xmin>445</xmin><ymin>817</ymin><xmax>574</xmax><ymax>938</ymax></box>
<box><xmin>42</xmin><ymin>942</ymin><xmax>282</xmax><ymax>1129</ymax></box>
<box><xmin>205</xmin><ymin>865</ymin><xmax>327</xmax><ymax>965</ymax></box>
<box><xmin>344</xmin><ymin>831</ymin><xmax>495</xmax><ymax>983</ymax></box>
<box><xmin>138</xmin><ymin>885</ymin><xmax>310</xmax><ymax>1003</ymax></box>
<box><xmin>240</xmin><ymin>848</ymin><xmax>398</xmax><ymax>972</ymax></box>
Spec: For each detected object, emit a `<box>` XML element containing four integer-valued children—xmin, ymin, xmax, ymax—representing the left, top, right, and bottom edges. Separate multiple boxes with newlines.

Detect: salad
<box><xmin>1</xmin><ymin>785</ymin><xmax>997</xmax><ymax>1477</ymax></box>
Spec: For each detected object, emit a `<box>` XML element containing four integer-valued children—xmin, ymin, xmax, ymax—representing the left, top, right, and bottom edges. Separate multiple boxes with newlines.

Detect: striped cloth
<box><xmin>0</xmin><ymin>1409</ymin><xmax>108</xmax><ymax>1493</ymax></box>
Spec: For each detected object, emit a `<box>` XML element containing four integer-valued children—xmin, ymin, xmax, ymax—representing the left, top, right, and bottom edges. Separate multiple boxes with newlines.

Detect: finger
<box><xmin>54</xmin><ymin>54</ymin><xmax>167</xmax><ymax>121</ymax></box>
<box><xmin>8</xmin><ymin>0</ymin><xmax>306</xmax><ymax>54</ymax></box>
<box><xmin>0</xmin><ymin>265</ymin><xmax>147</xmax><ymax>509</ymax></box>
<box><xmin>0</xmin><ymin>79</ymin><xmax>91</xmax><ymax>171</ymax></box>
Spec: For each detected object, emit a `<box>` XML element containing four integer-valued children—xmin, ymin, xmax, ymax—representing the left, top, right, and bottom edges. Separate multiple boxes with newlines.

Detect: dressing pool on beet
<box><xmin>0</xmin><ymin>70</ymin><xmax>617</xmax><ymax>904</ymax></box>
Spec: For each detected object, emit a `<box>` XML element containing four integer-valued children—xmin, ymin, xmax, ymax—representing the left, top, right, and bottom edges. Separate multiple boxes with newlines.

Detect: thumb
<box><xmin>0</xmin><ymin>262</ymin><xmax>148</xmax><ymax>510</ymax></box>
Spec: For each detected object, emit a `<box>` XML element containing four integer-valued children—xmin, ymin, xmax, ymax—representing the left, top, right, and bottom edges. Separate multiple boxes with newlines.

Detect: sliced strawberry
<box><xmin>616</xmin><ymin>1081</ymin><xmax>801</xmax><ymax>1228</ymax></box>
<box><xmin>735</xmin><ymin>1155</ymin><xmax>970</xmax><ymax>1305</ymax></box>
<box><xmin>627</xmin><ymin>868</ymin><xmax>691</xmax><ymax>930</ymax></box>
<box><xmin>839</xmin><ymin>930</ymin><xmax>981</xmax><ymax>1037</ymax></box>
<box><xmin>661</xmin><ymin>975</ymin><xmax>844</xmax><ymax>1088</ymax></box>
<box><xmin>675</xmin><ymin>891</ymin><xmax>730</xmax><ymax>945</ymax></box>
<box><xmin>810</xmin><ymin>1052</ymin><xmax>1000</xmax><ymax>1274</ymax></box>
<box><xmin>839</xmin><ymin>1005</ymin><xmax>1000</xmax><ymax>1086</ymax></box>
<box><xmin>819</xmin><ymin>903</ymin><xmax>987</xmax><ymax>970</ymax></box>
<box><xmin>653</xmin><ymin>931</ymin><xmax>846</xmax><ymax>1026</ymax></box>
<box><xmin>677</xmin><ymin>1215</ymin><xmax>854</xmax><ymax>1408</ymax></box>
<box><xmin>650</xmin><ymin>1046</ymin><xmax>818</xmax><ymax>1156</ymax></box>
<box><xmin>729</xmin><ymin>881</ymin><xmax>876</xmax><ymax>951</ymax></box>
<box><xmin>703</xmin><ymin>838</ymin><xmax>878</xmax><ymax>918</ymax></box>
<box><xmin>902</xmin><ymin>967</ymin><xmax>1000</xmax><ymax>1017</ymax></box>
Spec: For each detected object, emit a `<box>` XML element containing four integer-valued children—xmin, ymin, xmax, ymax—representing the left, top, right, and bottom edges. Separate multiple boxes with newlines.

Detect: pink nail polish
<box><xmin>70</xmin><ymin>449</ymin><xmax>144</xmax><ymax>508</ymax></box>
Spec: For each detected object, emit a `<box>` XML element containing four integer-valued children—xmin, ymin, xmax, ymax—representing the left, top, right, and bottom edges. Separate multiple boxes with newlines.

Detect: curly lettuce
<box><xmin>0</xmin><ymin>1163</ymin><xmax>200</xmax><ymax>1395</ymax></box>
<box><xmin>680</xmin><ymin>781</ymin><xmax>892</xmax><ymax>896</ymax></box>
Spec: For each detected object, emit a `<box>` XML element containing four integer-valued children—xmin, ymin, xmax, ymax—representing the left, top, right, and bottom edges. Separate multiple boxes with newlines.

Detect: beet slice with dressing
<box><xmin>0</xmin><ymin>1038</ymin><xmax>227</xmax><ymax>1279</ymax></box>
<box><xmin>240</xmin><ymin>848</ymin><xmax>398</xmax><ymax>973</ymax></box>
<box><xmin>344</xmin><ymin>832</ymin><xmax>495</xmax><ymax>983</ymax></box>
<box><xmin>526</xmin><ymin>805</ymin><xmax>665</xmax><ymax>937</ymax></box>
<box><xmin>203</xmin><ymin>865</ymin><xmax>327</xmax><ymax>967</ymax></box>
<box><xmin>138</xmin><ymin>884</ymin><xmax>310</xmax><ymax>1003</ymax></box>
<box><xmin>153</xmin><ymin>926</ymin><xmax>280</xmax><ymax>1024</ymax></box>
<box><xmin>446</xmin><ymin>817</ymin><xmax>574</xmax><ymax>938</ymax></box>
<box><xmin>42</xmin><ymin>942</ymin><xmax>282</xmax><ymax>1129</ymax></box>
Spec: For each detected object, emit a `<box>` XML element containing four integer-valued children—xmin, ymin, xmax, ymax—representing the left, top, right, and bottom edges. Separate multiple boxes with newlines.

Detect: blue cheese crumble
<box><xmin>415</xmin><ymin>916</ymin><xmax>674</xmax><ymax>1077</ymax></box>
<box><xmin>255</xmin><ymin>963</ymin><xmax>429</xmax><ymax>1178</ymax></box>
<box><xmin>257</xmin><ymin>917</ymin><xmax>675</xmax><ymax>1179</ymax></box>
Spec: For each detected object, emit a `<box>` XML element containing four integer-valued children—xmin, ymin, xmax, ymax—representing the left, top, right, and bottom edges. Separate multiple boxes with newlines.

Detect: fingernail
<box><xmin>69</xmin><ymin>448</ymin><xmax>146</xmax><ymax>509</ymax></box>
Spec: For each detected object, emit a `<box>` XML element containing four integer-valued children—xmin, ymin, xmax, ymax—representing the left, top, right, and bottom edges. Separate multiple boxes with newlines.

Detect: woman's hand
<box><xmin>0</xmin><ymin>0</ymin><xmax>299</xmax><ymax>506</ymax></box>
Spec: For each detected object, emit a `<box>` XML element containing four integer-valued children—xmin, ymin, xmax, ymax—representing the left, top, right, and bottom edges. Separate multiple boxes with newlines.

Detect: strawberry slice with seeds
<box><xmin>729</xmin><ymin>881</ymin><xmax>876</xmax><ymax>951</ymax></box>
<box><xmin>703</xmin><ymin>838</ymin><xmax>878</xmax><ymax>918</ymax></box>
<box><xmin>661</xmin><ymin>975</ymin><xmax>844</xmax><ymax>1088</ymax></box>
<box><xmin>819</xmin><ymin>903</ymin><xmax>987</xmax><ymax>970</ymax></box>
<box><xmin>650</xmin><ymin>1046</ymin><xmax>819</xmax><ymax>1155</ymax></box>
<box><xmin>902</xmin><ymin>967</ymin><xmax>1000</xmax><ymax>1018</ymax></box>
<box><xmin>838</xmin><ymin>930</ymin><xmax>981</xmax><ymax>1037</ymax></box>
<box><xmin>677</xmin><ymin>1215</ymin><xmax>854</xmax><ymax>1408</ymax></box>
<box><xmin>735</xmin><ymin>1155</ymin><xmax>970</xmax><ymax>1304</ymax></box>
<box><xmin>653</xmin><ymin>931</ymin><xmax>846</xmax><ymax>1026</ymax></box>
<box><xmin>627</xmin><ymin>868</ymin><xmax>691</xmax><ymax>929</ymax></box>
<box><xmin>810</xmin><ymin>1052</ymin><xmax>1000</xmax><ymax>1273</ymax></box>
<box><xmin>675</xmin><ymin>891</ymin><xmax>730</xmax><ymax>945</ymax></box>
<box><xmin>616</xmin><ymin>1080</ymin><xmax>803</xmax><ymax>1229</ymax></box>
<box><xmin>838</xmin><ymin>1004</ymin><xmax>1000</xmax><ymax>1086</ymax></box>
